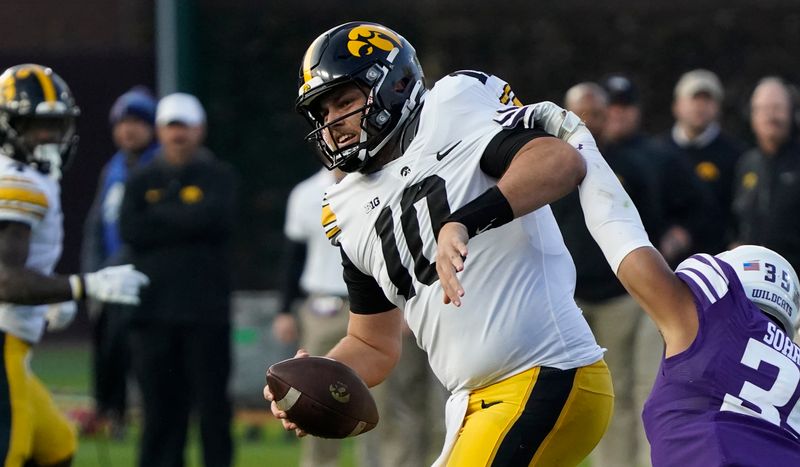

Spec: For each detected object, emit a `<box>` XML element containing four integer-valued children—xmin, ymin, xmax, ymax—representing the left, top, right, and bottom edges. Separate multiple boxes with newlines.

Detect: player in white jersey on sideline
<box><xmin>265</xmin><ymin>22</ymin><xmax>613</xmax><ymax>466</ymax></box>
<box><xmin>0</xmin><ymin>64</ymin><xmax>148</xmax><ymax>466</ymax></box>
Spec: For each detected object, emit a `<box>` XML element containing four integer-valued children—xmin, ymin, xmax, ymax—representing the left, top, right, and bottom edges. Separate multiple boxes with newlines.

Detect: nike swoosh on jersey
<box><xmin>436</xmin><ymin>140</ymin><xmax>462</xmax><ymax>161</ymax></box>
<box><xmin>480</xmin><ymin>399</ymin><xmax>502</xmax><ymax>409</ymax></box>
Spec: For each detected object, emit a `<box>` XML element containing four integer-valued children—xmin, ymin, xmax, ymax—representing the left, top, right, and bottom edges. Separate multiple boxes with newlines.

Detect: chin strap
<box><xmin>366</xmin><ymin>80</ymin><xmax>426</xmax><ymax>160</ymax></box>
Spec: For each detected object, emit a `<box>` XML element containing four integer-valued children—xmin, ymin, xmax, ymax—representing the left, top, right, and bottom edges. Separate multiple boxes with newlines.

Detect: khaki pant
<box><xmin>370</xmin><ymin>332</ymin><xmax>447</xmax><ymax>467</ymax></box>
<box><xmin>578</xmin><ymin>294</ymin><xmax>661</xmax><ymax>467</ymax></box>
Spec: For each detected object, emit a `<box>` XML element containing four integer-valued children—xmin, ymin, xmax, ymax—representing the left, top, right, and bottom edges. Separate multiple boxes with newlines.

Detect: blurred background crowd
<box><xmin>3</xmin><ymin>0</ymin><xmax>800</xmax><ymax>466</ymax></box>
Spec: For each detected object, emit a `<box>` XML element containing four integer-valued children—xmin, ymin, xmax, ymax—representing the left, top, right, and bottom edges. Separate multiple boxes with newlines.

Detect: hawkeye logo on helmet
<box><xmin>347</xmin><ymin>25</ymin><xmax>402</xmax><ymax>58</ymax></box>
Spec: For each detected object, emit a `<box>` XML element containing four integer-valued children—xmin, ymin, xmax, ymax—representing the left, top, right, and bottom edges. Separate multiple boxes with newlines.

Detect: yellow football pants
<box><xmin>447</xmin><ymin>359</ymin><xmax>613</xmax><ymax>467</ymax></box>
<box><xmin>0</xmin><ymin>332</ymin><xmax>76</xmax><ymax>467</ymax></box>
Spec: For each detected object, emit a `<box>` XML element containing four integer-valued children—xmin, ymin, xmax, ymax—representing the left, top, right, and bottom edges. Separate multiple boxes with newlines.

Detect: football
<box><xmin>266</xmin><ymin>356</ymin><xmax>379</xmax><ymax>438</ymax></box>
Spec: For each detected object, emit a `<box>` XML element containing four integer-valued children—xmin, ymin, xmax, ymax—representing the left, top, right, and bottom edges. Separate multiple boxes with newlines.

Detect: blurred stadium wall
<box><xmin>2</xmin><ymin>0</ymin><xmax>799</xmax><ymax>329</ymax></box>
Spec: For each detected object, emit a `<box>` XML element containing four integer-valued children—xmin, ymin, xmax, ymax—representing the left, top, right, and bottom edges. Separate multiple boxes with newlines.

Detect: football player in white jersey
<box><xmin>0</xmin><ymin>64</ymin><xmax>149</xmax><ymax>466</ymax></box>
<box><xmin>266</xmin><ymin>23</ymin><xmax>613</xmax><ymax>466</ymax></box>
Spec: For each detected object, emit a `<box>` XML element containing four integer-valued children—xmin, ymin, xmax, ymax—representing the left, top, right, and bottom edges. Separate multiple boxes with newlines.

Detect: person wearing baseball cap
<box><xmin>656</xmin><ymin>69</ymin><xmax>745</xmax><ymax>255</ymax></box>
<box><xmin>674</xmin><ymin>69</ymin><xmax>724</xmax><ymax>102</ymax></box>
<box><xmin>600</xmin><ymin>73</ymin><xmax>709</xmax><ymax>265</ymax></box>
<box><xmin>152</xmin><ymin>93</ymin><xmax>208</xmax><ymax>166</ymax></box>
<box><xmin>80</xmin><ymin>86</ymin><xmax>160</xmax><ymax>438</ymax></box>
<box><xmin>155</xmin><ymin>92</ymin><xmax>206</xmax><ymax>127</ymax></box>
<box><xmin>119</xmin><ymin>92</ymin><xmax>238</xmax><ymax>467</ymax></box>
<box><xmin>601</xmin><ymin>74</ymin><xmax>642</xmax><ymax>143</ymax></box>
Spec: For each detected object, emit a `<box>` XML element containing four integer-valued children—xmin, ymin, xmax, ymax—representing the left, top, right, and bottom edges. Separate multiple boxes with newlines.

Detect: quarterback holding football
<box><xmin>266</xmin><ymin>21</ymin><xmax>613</xmax><ymax>467</ymax></box>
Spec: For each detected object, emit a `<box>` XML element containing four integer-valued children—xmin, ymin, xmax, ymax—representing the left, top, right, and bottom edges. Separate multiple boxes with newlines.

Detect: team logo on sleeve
<box><xmin>347</xmin><ymin>25</ymin><xmax>402</xmax><ymax>57</ymax></box>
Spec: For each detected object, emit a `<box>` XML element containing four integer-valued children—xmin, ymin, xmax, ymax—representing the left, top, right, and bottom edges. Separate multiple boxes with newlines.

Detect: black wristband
<box><xmin>442</xmin><ymin>186</ymin><xmax>515</xmax><ymax>237</ymax></box>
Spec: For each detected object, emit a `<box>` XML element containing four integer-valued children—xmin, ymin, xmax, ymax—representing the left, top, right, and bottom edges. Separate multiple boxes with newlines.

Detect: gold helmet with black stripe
<box><xmin>0</xmin><ymin>64</ymin><xmax>80</xmax><ymax>178</ymax></box>
<box><xmin>296</xmin><ymin>22</ymin><xmax>425</xmax><ymax>172</ymax></box>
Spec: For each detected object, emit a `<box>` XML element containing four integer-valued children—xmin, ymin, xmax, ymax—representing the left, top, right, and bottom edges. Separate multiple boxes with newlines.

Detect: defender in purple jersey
<box><xmin>524</xmin><ymin>104</ymin><xmax>800</xmax><ymax>466</ymax></box>
<box><xmin>643</xmin><ymin>247</ymin><xmax>800</xmax><ymax>466</ymax></box>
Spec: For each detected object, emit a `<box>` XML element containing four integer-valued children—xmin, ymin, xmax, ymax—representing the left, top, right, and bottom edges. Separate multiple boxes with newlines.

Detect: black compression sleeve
<box><xmin>341</xmin><ymin>248</ymin><xmax>396</xmax><ymax>314</ymax></box>
<box><xmin>277</xmin><ymin>238</ymin><xmax>307</xmax><ymax>313</ymax></box>
<box><xmin>441</xmin><ymin>186</ymin><xmax>514</xmax><ymax>237</ymax></box>
<box><xmin>480</xmin><ymin>127</ymin><xmax>553</xmax><ymax>178</ymax></box>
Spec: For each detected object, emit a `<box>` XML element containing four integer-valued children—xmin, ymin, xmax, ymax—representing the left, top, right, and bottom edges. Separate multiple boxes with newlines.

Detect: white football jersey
<box><xmin>324</xmin><ymin>72</ymin><xmax>602</xmax><ymax>392</ymax></box>
<box><xmin>0</xmin><ymin>153</ymin><xmax>63</xmax><ymax>343</ymax></box>
<box><xmin>285</xmin><ymin>168</ymin><xmax>347</xmax><ymax>296</ymax></box>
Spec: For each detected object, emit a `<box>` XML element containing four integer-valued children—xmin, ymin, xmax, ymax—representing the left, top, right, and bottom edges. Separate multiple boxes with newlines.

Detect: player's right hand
<box><xmin>82</xmin><ymin>264</ymin><xmax>150</xmax><ymax>305</ymax></box>
<box><xmin>264</xmin><ymin>348</ymin><xmax>309</xmax><ymax>437</ymax></box>
<box><xmin>435</xmin><ymin>221</ymin><xmax>469</xmax><ymax>307</ymax></box>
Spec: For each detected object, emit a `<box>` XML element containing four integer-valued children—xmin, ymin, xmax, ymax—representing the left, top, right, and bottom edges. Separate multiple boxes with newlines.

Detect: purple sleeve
<box><xmin>675</xmin><ymin>254</ymin><xmax>732</xmax><ymax>311</ymax></box>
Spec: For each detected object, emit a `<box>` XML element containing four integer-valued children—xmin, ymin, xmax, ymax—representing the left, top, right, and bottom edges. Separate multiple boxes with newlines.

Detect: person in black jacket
<box><xmin>120</xmin><ymin>93</ymin><xmax>237</xmax><ymax>467</ymax></box>
<box><xmin>655</xmin><ymin>70</ymin><xmax>745</xmax><ymax>254</ymax></box>
<box><xmin>733</xmin><ymin>77</ymin><xmax>800</xmax><ymax>271</ymax></box>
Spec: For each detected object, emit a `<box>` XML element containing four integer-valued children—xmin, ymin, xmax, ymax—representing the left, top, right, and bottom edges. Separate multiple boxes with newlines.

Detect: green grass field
<box><xmin>31</xmin><ymin>340</ymin><xmax>357</xmax><ymax>467</ymax></box>
<box><xmin>70</xmin><ymin>422</ymin><xmax>356</xmax><ymax>467</ymax></box>
<box><xmin>33</xmin><ymin>340</ymin><xmax>591</xmax><ymax>467</ymax></box>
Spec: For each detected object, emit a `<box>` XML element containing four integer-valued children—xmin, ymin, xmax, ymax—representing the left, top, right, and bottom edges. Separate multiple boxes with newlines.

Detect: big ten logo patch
<box><xmin>363</xmin><ymin>196</ymin><xmax>380</xmax><ymax>213</ymax></box>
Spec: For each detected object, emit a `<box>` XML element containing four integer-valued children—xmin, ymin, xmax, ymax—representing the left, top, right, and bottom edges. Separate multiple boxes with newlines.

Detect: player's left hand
<box><xmin>264</xmin><ymin>348</ymin><xmax>309</xmax><ymax>437</ymax></box>
<box><xmin>82</xmin><ymin>264</ymin><xmax>150</xmax><ymax>305</ymax></box>
<box><xmin>435</xmin><ymin>221</ymin><xmax>469</xmax><ymax>307</ymax></box>
<box><xmin>45</xmin><ymin>301</ymin><xmax>77</xmax><ymax>331</ymax></box>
